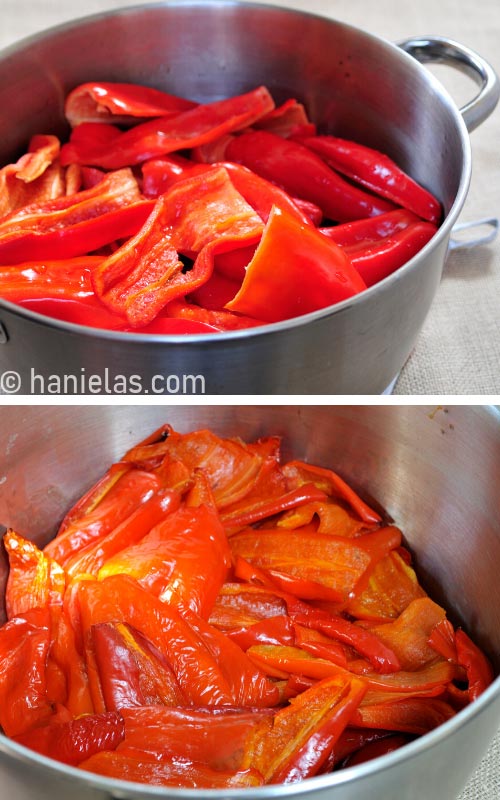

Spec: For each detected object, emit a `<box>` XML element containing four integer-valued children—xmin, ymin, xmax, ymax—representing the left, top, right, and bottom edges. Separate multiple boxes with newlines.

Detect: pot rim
<box><xmin>0</xmin><ymin>0</ymin><xmax>472</xmax><ymax>344</ymax></box>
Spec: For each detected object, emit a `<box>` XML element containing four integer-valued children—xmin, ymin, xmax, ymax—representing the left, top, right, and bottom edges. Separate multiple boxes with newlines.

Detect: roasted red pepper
<box><xmin>61</xmin><ymin>86</ymin><xmax>275</xmax><ymax>168</ymax></box>
<box><xmin>226</xmin><ymin>130</ymin><xmax>396</xmax><ymax>223</ymax></box>
<box><xmin>300</xmin><ymin>135</ymin><xmax>442</xmax><ymax>224</ymax></box>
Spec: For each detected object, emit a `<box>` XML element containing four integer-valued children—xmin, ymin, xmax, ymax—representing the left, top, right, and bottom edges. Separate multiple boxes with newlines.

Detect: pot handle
<box><xmin>397</xmin><ymin>36</ymin><xmax>500</xmax><ymax>132</ymax></box>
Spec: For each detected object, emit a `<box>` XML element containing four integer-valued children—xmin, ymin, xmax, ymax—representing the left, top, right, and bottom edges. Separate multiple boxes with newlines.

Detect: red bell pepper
<box><xmin>65</xmin><ymin>81</ymin><xmax>197</xmax><ymax>127</ymax></box>
<box><xmin>225</xmin><ymin>615</ymin><xmax>295</xmax><ymax>650</ymax></box>
<box><xmin>4</xmin><ymin>530</ymin><xmax>65</xmax><ymax>619</ymax></box>
<box><xmin>246</xmin><ymin>674</ymin><xmax>366</xmax><ymax>783</ymax></box>
<box><xmin>93</xmin><ymin>165</ymin><xmax>263</xmax><ymax>326</ymax></box>
<box><xmin>225</xmin><ymin>130</ymin><xmax>396</xmax><ymax>223</ymax></box>
<box><xmin>253</xmin><ymin>98</ymin><xmax>315</xmax><ymax>138</ymax></box>
<box><xmin>163</xmin><ymin>297</ymin><xmax>264</xmax><ymax>331</ymax></box>
<box><xmin>0</xmin><ymin>607</ymin><xmax>53</xmax><ymax>736</ymax></box>
<box><xmin>428</xmin><ymin>618</ymin><xmax>458</xmax><ymax>663</ymax></box>
<box><xmin>92</xmin><ymin>621</ymin><xmax>186</xmax><ymax>710</ymax></box>
<box><xmin>367</xmin><ymin>598</ymin><xmax>447</xmax><ymax>671</ymax></box>
<box><xmin>80</xmin><ymin>750</ymin><xmax>264</xmax><ymax>788</ymax></box>
<box><xmin>63</xmin><ymin>488</ymin><xmax>180</xmax><ymax>577</ymax></box>
<box><xmin>226</xmin><ymin>206</ymin><xmax>366</xmax><ymax>323</ymax></box>
<box><xmin>342</xmin><ymin>733</ymin><xmax>412</xmax><ymax>766</ymax></box>
<box><xmin>319</xmin><ymin>208</ymin><xmax>421</xmax><ymax>247</ymax></box>
<box><xmin>300</xmin><ymin>135</ymin><xmax>442</xmax><ymax>224</ymax></box>
<box><xmin>44</xmin><ymin>469</ymin><xmax>160</xmax><ymax>566</ymax></box>
<box><xmin>352</xmin><ymin>696</ymin><xmax>455</xmax><ymax>735</ymax></box>
<box><xmin>0</xmin><ymin>256</ymin><xmax>101</xmax><ymax>302</ymax></box>
<box><xmin>455</xmin><ymin>629</ymin><xmax>494</xmax><ymax>701</ymax></box>
<box><xmin>97</xmin><ymin>504</ymin><xmax>232</xmax><ymax>618</ymax></box>
<box><xmin>49</xmin><ymin>608</ymin><xmax>95</xmax><ymax>717</ymax></box>
<box><xmin>60</xmin><ymin>86</ymin><xmax>275</xmax><ymax>168</ymax></box>
<box><xmin>0</xmin><ymin>134</ymin><xmax>64</xmax><ymax>219</ymax></box>
<box><xmin>221</xmin><ymin>483</ymin><xmax>328</xmax><ymax>530</ymax></box>
<box><xmin>346</xmin><ymin>550</ymin><xmax>426</xmax><ymax>622</ymax></box>
<box><xmin>0</xmin><ymin>168</ymin><xmax>153</xmax><ymax>264</ymax></box>
<box><xmin>14</xmin><ymin>711</ymin><xmax>125</xmax><ymax>766</ymax></box>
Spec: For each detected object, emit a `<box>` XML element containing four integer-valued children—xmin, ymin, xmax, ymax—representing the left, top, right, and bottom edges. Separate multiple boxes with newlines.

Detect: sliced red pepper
<box><xmin>225</xmin><ymin>615</ymin><xmax>295</xmax><ymax>650</ymax></box>
<box><xmin>60</xmin><ymin>86</ymin><xmax>275</xmax><ymax>168</ymax></box>
<box><xmin>93</xmin><ymin>166</ymin><xmax>263</xmax><ymax>326</ymax></box>
<box><xmin>367</xmin><ymin>598</ymin><xmax>447</xmax><ymax>671</ymax></box>
<box><xmin>65</xmin><ymin>81</ymin><xmax>197</xmax><ymax>127</ymax></box>
<box><xmin>0</xmin><ymin>134</ymin><xmax>64</xmax><ymax>219</ymax></box>
<box><xmin>276</xmin><ymin>498</ymin><xmax>368</xmax><ymax>538</ymax></box>
<box><xmin>293</xmin><ymin>624</ymin><xmax>348</xmax><ymax>669</ymax></box>
<box><xmin>300</xmin><ymin>135</ymin><xmax>442</xmax><ymax>224</ymax></box>
<box><xmin>63</xmin><ymin>488</ymin><xmax>180</xmax><ymax>577</ymax></box>
<box><xmin>163</xmin><ymin>297</ymin><xmax>264</xmax><ymax>331</ymax></box>
<box><xmin>221</xmin><ymin>483</ymin><xmax>328</xmax><ymax>531</ymax></box>
<box><xmin>246</xmin><ymin>674</ymin><xmax>366</xmax><ymax>783</ymax></box>
<box><xmin>4</xmin><ymin>530</ymin><xmax>65</xmax><ymax>619</ymax></box>
<box><xmin>209</xmin><ymin>583</ymin><xmax>289</xmax><ymax>630</ymax></box>
<box><xmin>80</xmin><ymin>749</ymin><xmax>264</xmax><ymax>788</ymax></box>
<box><xmin>455</xmin><ymin>628</ymin><xmax>494</xmax><ymax>701</ymax></box>
<box><xmin>14</xmin><ymin>711</ymin><xmax>125</xmax><ymax>765</ymax></box>
<box><xmin>14</xmin><ymin>295</ymin><xmax>131</xmax><ymax>331</ymax></box>
<box><xmin>253</xmin><ymin>98</ymin><xmax>315</xmax><ymax>138</ymax></box>
<box><xmin>77</xmin><ymin>574</ymin><xmax>235</xmax><ymax>706</ymax></box>
<box><xmin>283</xmin><ymin>460</ymin><xmax>381</xmax><ymax>524</ymax></box>
<box><xmin>189</xmin><ymin>270</ymin><xmax>242</xmax><ymax>310</ymax></box>
<box><xmin>344</xmin><ymin>221</ymin><xmax>437</xmax><ymax>287</ymax></box>
<box><xmin>44</xmin><ymin>469</ymin><xmax>160</xmax><ymax>566</ymax></box>
<box><xmin>226</xmin><ymin>206</ymin><xmax>366</xmax><ymax>323</ymax></box>
<box><xmin>0</xmin><ymin>256</ymin><xmax>101</xmax><ymax>302</ymax></box>
<box><xmin>226</xmin><ymin>130</ymin><xmax>396</xmax><ymax>223</ymax></box>
<box><xmin>0</xmin><ymin>607</ymin><xmax>53</xmax><ymax>736</ymax></box>
<box><xmin>319</xmin><ymin>208</ymin><xmax>421</xmax><ymax>247</ymax></box>
<box><xmin>428</xmin><ymin>618</ymin><xmax>458</xmax><ymax>663</ymax></box>
<box><xmin>342</xmin><ymin>733</ymin><xmax>413</xmax><ymax>766</ymax></box>
<box><xmin>346</xmin><ymin>550</ymin><xmax>426</xmax><ymax>622</ymax></box>
<box><xmin>92</xmin><ymin>621</ymin><xmax>186</xmax><ymax>710</ymax></box>
<box><xmin>0</xmin><ymin>168</ymin><xmax>153</xmax><ymax>264</ymax></box>
<box><xmin>352</xmin><ymin>696</ymin><xmax>455</xmax><ymax>735</ymax></box>
<box><xmin>142</xmin><ymin>153</ymin><xmax>196</xmax><ymax>197</ymax></box>
<box><xmin>97</xmin><ymin>504</ymin><xmax>232</xmax><ymax>619</ymax></box>
<box><xmin>49</xmin><ymin>608</ymin><xmax>94</xmax><ymax>717</ymax></box>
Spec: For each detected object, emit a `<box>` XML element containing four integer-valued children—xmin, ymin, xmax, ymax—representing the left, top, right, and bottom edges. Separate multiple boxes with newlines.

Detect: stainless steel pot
<box><xmin>0</xmin><ymin>404</ymin><xmax>499</xmax><ymax>799</ymax></box>
<box><xmin>0</xmin><ymin>3</ymin><xmax>498</xmax><ymax>395</ymax></box>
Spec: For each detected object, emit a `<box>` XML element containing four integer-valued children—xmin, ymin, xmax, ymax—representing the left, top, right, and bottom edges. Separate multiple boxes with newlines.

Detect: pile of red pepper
<box><xmin>0</xmin><ymin>81</ymin><xmax>441</xmax><ymax>333</ymax></box>
<box><xmin>0</xmin><ymin>425</ymin><xmax>492</xmax><ymax>787</ymax></box>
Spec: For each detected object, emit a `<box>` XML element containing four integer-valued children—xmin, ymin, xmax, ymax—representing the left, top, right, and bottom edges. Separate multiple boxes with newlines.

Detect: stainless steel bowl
<box><xmin>0</xmin><ymin>2</ymin><xmax>498</xmax><ymax>394</ymax></box>
<box><xmin>0</xmin><ymin>404</ymin><xmax>499</xmax><ymax>799</ymax></box>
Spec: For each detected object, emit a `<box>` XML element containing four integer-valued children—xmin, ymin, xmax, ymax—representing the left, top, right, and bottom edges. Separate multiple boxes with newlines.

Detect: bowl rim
<box><xmin>0</xmin><ymin>0</ymin><xmax>472</xmax><ymax>344</ymax></box>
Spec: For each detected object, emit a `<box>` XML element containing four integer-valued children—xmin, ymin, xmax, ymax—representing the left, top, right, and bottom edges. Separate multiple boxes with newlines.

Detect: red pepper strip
<box><xmin>140</xmin><ymin>315</ymin><xmax>222</xmax><ymax>333</ymax></box>
<box><xmin>60</xmin><ymin>86</ymin><xmax>275</xmax><ymax>168</ymax></box>
<box><xmin>14</xmin><ymin>296</ymin><xmax>131</xmax><ymax>331</ymax></box>
<box><xmin>179</xmin><ymin>603</ymin><xmax>280</xmax><ymax>708</ymax></box>
<box><xmin>44</xmin><ymin>469</ymin><xmax>160</xmax><ymax>566</ymax></box>
<box><xmin>230</xmin><ymin>527</ymin><xmax>367</xmax><ymax>603</ymax></box>
<box><xmin>77</xmin><ymin>575</ymin><xmax>235</xmax><ymax>706</ymax></box>
<box><xmin>97</xmin><ymin>504</ymin><xmax>232</xmax><ymax>619</ymax></box>
<box><xmin>119</xmin><ymin>705</ymin><xmax>273</xmax><ymax>771</ymax></box>
<box><xmin>57</xmin><ymin>463</ymin><xmax>133</xmax><ymax>534</ymax></box>
<box><xmin>209</xmin><ymin>583</ymin><xmax>289</xmax><ymax>629</ymax></box>
<box><xmin>226</xmin><ymin>206</ymin><xmax>366</xmax><ymax>323</ymax></box>
<box><xmin>368</xmin><ymin>598</ymin><xmax>447</xmax><ymax>671</ymax></box>
<box><xmin>163</xmin><ymin>297</ymin><xmax>264</xmax><ymax>331</ymax></box>
<box><xmin>276</xmin><ymin>499</ymin><xmax>367</xmax><ymax>538</ymax></box>
<box><xmin>14</xmin><ymin>711</ymin><xmax>125</xmax><ymax>766</ymax></box>
<box><xmin>92</xmin><ymin>622</ymin><xmax>186</xmax><ymax>710</ymax></box>
<box><xmin>320</xmin><ymin>208</ymin><xmax>421</xmax><ymax>247</ymax></box>
<box><xmin>93</xmin><ymin>166</ymin><xmax>263</xmax><ymax>326</ymax></box>
<box><xmin>50</xmin><ymin>609</ymin><xmax>94</xmax><ymax>717</ymax></box>
<box><xmin>0</xmin><ymin>135</ymin><xmax>63</xmax><ymax>219</ymax></box>
<box><xmin>327</xmin><ymin>728</ymin><xmax>397</xmax><ymax>769</ymax></box>
<box><xmin>253</xmin><ymin>98</ymin><xmax>315</xmax><ymax>138</ymax></box>
<box><xmin>246</xmin><ymin>674</ymin><xmax>366</xmax><ymax>783</ymax></box>
<box><xmin>344</xmin><ymin>221</ymin><xmax>438</xmax><ymax>287</ymax></box>
<box><xmin>4</xmin><ymin>530</ymin><xmax>65</xmax><ymax>619</ymax></box>
<box><xmin>455</xmin><ymin>629</ymin><xmax>494</xmax><ymax>701</ymax></box>
<box><xmin>346</xmin><ymin>550</ymin><xmax>425</xmax><ymax>623</ymax></box>
<box><xmin>225</xmin><ymin>615</ymin><xmax>295</xmax><ymax>650</ymax></box>
<box><xmin>0</xmin><ymin>256</ymin><xmax>101</xmax><ymax>302</ymax></box>
<box><xmin>153</xmin><ymin>426</ymin><xmax>266</xmax><ymax>509</ymax></box>
<box><xmin>80</xmin><ymin>750</ymin><xmax>265</xmax><ymax>788</ymax></box>
<box><xmin>283</xmin><ymin>460</ymin><xmax>382</xmax><ymax>524</ymax></box>
<box><xmin>427</xmin><ymin>618</ymin><xmax>458</xmax><ymax>663</ymax></box>
<box><xmin>351</xmin><ymin>697</ymin><xmax>456</xmax><ymax>735</ymax></box>
<box><xmin>226</xmin><ymin>130</ymin><xmax>396</xmax><ymax>223</ymax></box>
<box><xmin>221</xmin><ymin>483</ymin><xmax>328</xmax><ymax>530</ymax></box>
<box><xmin>293</xmin><ymin>625</ymin><xmax>348</xmax><ymax>669</ymax></box>
<box><xmin>189</xmin><ymin>270</ymin><xmax>242</xmax><ymax>310</ymax></box>
<box><xmin>65</xmin><ymin>81</ymin><xmax>197</xmax><ymax>127</ymax></box>
<box><xmin>0</xmin><ymin>169</ymin><xmax>153</xmax><ymax>264</ymax></box>
<box><xmin>142</xmin><ymin>154</ymin><xmax>195</xmax><ymax>197</ymax></box>
<box><xmin>63</xmin><ymin>488</ymin><xmax>180</xmax><ymax>577</ymax></box>
<box><xmin>0</xmin><ymin>607</ymin><xmax>53</xmax><ymax>737</ymax></box>
<box><xmin>301</xmin><ymin>135</ymin><xmax>442</xmax><ymax>224</ymax></box>
<box><xmin>343</xmin><ymin>733</ymin><xmax>412</xmax><ymax>766</ymax></box>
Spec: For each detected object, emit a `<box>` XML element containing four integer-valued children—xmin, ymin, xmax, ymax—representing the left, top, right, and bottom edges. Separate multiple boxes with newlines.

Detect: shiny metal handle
<box><xmin>398</xmin><ymin>36</ymin><xmax>500</xmax><ymax>132</ymax></box>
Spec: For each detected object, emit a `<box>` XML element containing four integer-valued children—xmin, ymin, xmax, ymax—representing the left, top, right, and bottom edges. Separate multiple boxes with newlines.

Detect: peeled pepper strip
<box><xmin>4</xmin><ymin>530</ymin><xmax>65</xmax><ymax>619</ymax></box>
<box><xmin>93</xmin><ymin>166</ymin><xmax>263</xmax><ymax>326</ymax></box>
<box><xmin>60</xmin><ymin>86</ymin><xmax>275</xmax><ymax>168</ymax></box>
<box><xmin>0</xmin><ymin>134</ymin><xmax>64</xmax><ymax>219</ymax></box>
<box><xmin>65</xmin><ymin>81</ymin><xmax>197</xmax><ymax>127</ymax></box>
<box><xmin>0</xmin><ymin>256</ymin><xmax>100</xmax><ymax>303</ymax></box>
<box><xmin>0</xmin><ymin>168</ymin><xmax>153</xmax><ymax>264</ymax></box>
<box><xmin>226</xmin><ymin>206</ymin><xmax>366</xmax><ymax>323</ymax></box>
